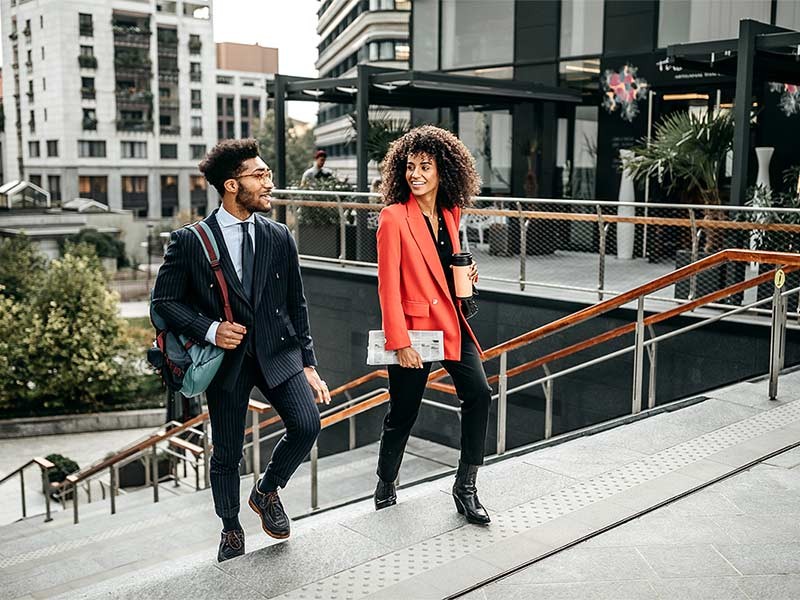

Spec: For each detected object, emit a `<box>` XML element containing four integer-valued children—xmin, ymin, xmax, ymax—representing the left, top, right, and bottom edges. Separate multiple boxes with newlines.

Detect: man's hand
<box><xmin>215</xmin><ymin>321</ymin><xmax>247</xmax><ymax>350</ymax></box>
<box><xmin>304</xmin><ymin>367</ymin><xmax>331</xmax><ymax>405</ymax></box>
<box><xmin>397</xmin><ymin>346</ymin><xmax>424</xmax><ymax>369</ymax></box>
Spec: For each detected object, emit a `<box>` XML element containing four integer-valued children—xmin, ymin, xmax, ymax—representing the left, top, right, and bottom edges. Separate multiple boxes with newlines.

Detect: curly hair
<box><xmin>198</xmin><ymin>138</ymin><xmax>261</xmax><ymax>196</ymax></box>
<box><xmin>379</xmin><ymin>125</ymin><xmax>481</xmax><ymax>207</ymax></box>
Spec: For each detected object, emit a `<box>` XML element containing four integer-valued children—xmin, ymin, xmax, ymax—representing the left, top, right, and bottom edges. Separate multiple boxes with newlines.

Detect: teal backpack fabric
<box><xmin>148</xmin><ymin>221</ymin><xmax>232</xmax><ymax>398</ymax></box>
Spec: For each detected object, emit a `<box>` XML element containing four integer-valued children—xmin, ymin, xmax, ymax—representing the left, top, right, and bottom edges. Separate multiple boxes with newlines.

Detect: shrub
<box><xmin>0</xmin><ymin>236</ymin><xmax>46</xmax><ymax>301</ymax></box>
<box><xmin>62</xmin><ymin>228</ymin><xmax>129</xmax><ymax>268</ymax></box>
<box><xmin>44</xmin><ymin>453</ymin><xmax>80</xmax><ymax>484</ymax></box>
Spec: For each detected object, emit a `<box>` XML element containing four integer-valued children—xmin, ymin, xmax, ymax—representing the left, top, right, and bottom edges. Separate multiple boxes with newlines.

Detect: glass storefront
<box><xmin>440</xmin><ymin>0</ymin><xmax>514</xmax><ymax>69</ymax></box>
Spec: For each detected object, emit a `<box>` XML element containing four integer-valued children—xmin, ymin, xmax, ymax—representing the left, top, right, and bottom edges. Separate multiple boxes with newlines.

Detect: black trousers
<box><xmin>377</xmin><ymin>330</ymin><xmax>492</xmax><ymax>482</ymax></box>
<box><xmin>205</xmin><ymin>354</ymin><xmax>320</xmax><ymax>519</ymax></box>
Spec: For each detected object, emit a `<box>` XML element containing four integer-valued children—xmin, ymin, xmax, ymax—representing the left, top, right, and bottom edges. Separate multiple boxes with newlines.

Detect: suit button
<box><xmin>432</xmin><ymin>299</ymin><xmax>438</xmax><ymax>305</ymax></box>
<box><xmin>276</xmin><ymin>273</ymin><xmax>280</xmax><ymax>279</ymax></box>
<box><xmin>280</xmin><ymin>336</ymin><xmax>285</xmax><ymax>341</ymax></box>
<box><xmin>275</xmin><ymin>309</ymin><xmax>279</xmax><ymax>314</ymax></box>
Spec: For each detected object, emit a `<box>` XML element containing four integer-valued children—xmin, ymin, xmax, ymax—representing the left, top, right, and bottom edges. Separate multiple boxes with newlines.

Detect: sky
<box><xmin>214</xmin><ymin>0</ymin><xmax>320</xmax><ymax>123</ymax></box>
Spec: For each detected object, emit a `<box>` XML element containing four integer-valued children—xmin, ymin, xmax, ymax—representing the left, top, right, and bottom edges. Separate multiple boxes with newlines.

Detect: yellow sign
<box><xmin>775</xmin><ymin>269</ymin><xmax>786</xmax><ymax>289</ymax></box>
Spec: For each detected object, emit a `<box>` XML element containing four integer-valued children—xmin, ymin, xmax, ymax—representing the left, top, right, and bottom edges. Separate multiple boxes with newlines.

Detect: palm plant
<box><xmin>622</xmin><ymin>110</ymin><xmax>734</xmax><ymax>205</ymax></box>
<box><xmin>347</xmin><ymin>111</ymin><xmax>411</xmax><ymax>165</ymax></box>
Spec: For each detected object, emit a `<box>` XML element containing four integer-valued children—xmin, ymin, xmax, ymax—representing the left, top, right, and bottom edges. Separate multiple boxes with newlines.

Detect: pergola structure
<box><xmin>667</xmin><ymin>19</ymin><xmax>800</xmax><ymax>205</ymax></box>
<box><xmin>268</xmin><ymin>65</ymin><xmax>582</xmax><ymax>192</ymax></box>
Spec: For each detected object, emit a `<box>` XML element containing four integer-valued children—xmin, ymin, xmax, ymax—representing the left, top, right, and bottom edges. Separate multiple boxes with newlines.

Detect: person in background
<box><xmin>300</xmin><ymin>149</ymin><xmax>334</xmax><ymax>185</ymax></box>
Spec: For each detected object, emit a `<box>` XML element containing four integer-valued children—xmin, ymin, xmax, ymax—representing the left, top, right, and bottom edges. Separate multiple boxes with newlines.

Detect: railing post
<box><xmin>337</xmin><ymin>197</ymin><xmax>346</xmax><ymax>266</ymax></box>
<box><xmin>41</xmin><ymin>469</ymin><xmax>52</xmax><ymax>523</ymax></box>
<box><xmin>109</xmin><ymin>466</ymin><xmax>116</xmax><ymax>515</ymax></box>
<box><xmin>518</xmin><ymin>202</ymin><xmax>526</xmax><ymax>291</ymax></box>
<box><xmin>542</xmin><ymin>364</ymin><xmax>553</xmax><ymax>440</ymax></box>
<box><xmin>647</xmin><ymin>325</ymin><xmax>658</xmax><ymax>410</ymax></box>
<box><xmin>20</xmin><ymin>470</ymin><xmax>26</xmax><ymax>518</ymax></box>
<box><xmin>632</xmin><ymin>296</ymin><xmax>645</xmax><ymax>415</ymax></box>
<box><xmin>346</xmin><ymin>391</ymin><xmax>356</xmax><ymax>450</ymax></box>
<box><xmin>86</xmin><ymin>480</ymin><xmax>91</xmax><ymax>504</ymax></box>
<box><xmin>151</xmin><ymin>445</ymin><xmax>159</xmax><ymax>503</ymax></box>
<box><xmin>310</xmin><ymin>442</ymin><xmax>319</xmax><ymax>510</ymax></box>
<box><xmin>202</xmin><ymin>419</ymin><xmax>211</xmax><ymax>490</ymax></box>
<box><xmin>596</xmin><ymin>206</ymin><xmax>606</xmax><ymax>301</ymax></box>
<box><xmin>497</xmin><ymin>351</ymin><xmax>508</xmax><ymax>455</ymax></box>
<box><xmin>769</xmin><ymin>273</ymin><xmax>788</xmax><ymax>400</ymax></box>
<box><xmin>72</xmin><ymin>483</ymin><xmax>79</xmax><ymax>524</ymax></box>
<box><xmin>252</xmin><ymin>410</ymin><xmax>260</xmax><ymax>485</ymax></box>
<box><xmin>689</xmin><ymin>208</ymin><xmax>699</xmax><ymax>300</ymax></box>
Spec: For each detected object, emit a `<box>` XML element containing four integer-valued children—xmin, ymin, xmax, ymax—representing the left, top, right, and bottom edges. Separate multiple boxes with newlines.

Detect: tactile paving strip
<box><xmin>277</xmin><ymin>399</ymin><xmax>800</xmax><ymax>600</ymax></box>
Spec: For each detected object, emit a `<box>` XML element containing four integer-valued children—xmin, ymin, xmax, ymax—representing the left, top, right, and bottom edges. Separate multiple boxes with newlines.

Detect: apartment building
<box><xmin>315</xmin><ymin>0</ymin><xmax>410</xmax><ymax>182</ymax></box>
<box><xmin>215</xmin><ymin>41</ymin><xmax>277</xmax><ymax>141</ymax></box>
<box><xmin>1</xmin><ymin>0</ymin><xmax>218</xmax><ymax>218</ymax></box>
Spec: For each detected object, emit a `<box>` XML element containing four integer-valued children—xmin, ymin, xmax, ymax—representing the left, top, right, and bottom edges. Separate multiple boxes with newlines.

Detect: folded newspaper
<box><xmin>367</xmin><ymin>330</ymin><xmax>445</xmax><ymax>365</ymax></box>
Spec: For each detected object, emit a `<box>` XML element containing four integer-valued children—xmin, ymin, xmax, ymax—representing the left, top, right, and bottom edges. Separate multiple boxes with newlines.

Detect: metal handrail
<box><xmin>0</xmin><ymin>457</ymin><xmax>55</xmax><ymax>522</ymax></box>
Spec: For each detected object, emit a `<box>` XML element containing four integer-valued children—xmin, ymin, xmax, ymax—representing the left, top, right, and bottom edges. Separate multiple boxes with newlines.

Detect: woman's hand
<box><xmin>397</xmin><ymin>346</ymin><xmax>424</xmax><ymax>369</ymax></box>
<box><xmin>469</xmin><ymin>261</ymin><xmax>478</xmax><ymax>284</ymax></box>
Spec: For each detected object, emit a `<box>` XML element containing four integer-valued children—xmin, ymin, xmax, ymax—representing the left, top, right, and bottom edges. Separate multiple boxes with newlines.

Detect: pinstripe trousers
<box><xmin>205</xmin><ymin>354</ymin><xmax>320</xmax><ymax>518</ymax></box>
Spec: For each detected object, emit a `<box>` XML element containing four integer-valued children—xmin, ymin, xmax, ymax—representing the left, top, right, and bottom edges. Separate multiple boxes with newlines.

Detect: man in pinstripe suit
<box><xmin>152</xmin><ymin>139</ymin><xmax>331</xmax><ymax>562</ymax></box>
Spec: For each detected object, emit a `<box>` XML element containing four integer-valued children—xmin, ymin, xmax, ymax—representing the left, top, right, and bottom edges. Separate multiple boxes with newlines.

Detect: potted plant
<box><xmin>622</xmin><ymin>110</ymin><xmax>744</xmax><ymax>303</ymax></box>
<box><xmin>744</xmin><ymin>168</ymin><xmax>800</xmax><ymax>311</ymax></box>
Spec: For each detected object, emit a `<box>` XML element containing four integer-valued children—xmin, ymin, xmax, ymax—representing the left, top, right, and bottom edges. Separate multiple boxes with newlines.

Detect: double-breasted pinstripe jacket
<box><xmin>151</xmin><ymin>210</ymin><xmax>317</xmax><ymax>391</ymax></box>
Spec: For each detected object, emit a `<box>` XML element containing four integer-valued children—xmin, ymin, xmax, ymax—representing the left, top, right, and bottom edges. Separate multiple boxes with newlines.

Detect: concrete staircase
<box><xmin>4</xmin><ymin>373</ymin><xmax>800</xmax><ymax>599</ymax></box>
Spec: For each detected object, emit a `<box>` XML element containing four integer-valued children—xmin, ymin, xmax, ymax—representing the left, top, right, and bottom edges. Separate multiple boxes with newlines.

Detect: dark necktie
<box><xmin>240</xmin><ymin>222</ymin><xmax>254</xmax><ymax>300</ymax></box>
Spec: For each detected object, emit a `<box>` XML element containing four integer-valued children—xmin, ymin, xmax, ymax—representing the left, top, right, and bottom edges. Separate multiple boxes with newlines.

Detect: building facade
<box><xmin>1</xmin><ymin>0</ymin><xmax>218</xmax><ymax>219</ymax></box>
<box><xmin>315</xmin><ymin>0</ymin><xmax>411</xmax><ymax>182</ymax></box>
<box><xmin>410</xmin><ymin>0</ymin><xmax>800</xmax><ymax>209</ymax></box>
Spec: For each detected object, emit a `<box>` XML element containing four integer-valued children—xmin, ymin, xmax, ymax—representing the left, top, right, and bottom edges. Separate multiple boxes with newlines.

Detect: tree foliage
<box><xmin>0</xmin><ymin>236</ymin><xmax>46</xmax><ymax>301</ymax></box>
<box><xmin>0</xmin><ymin>241</ymin><xmax>152</xmax><ymax>416</ymax></box>
<box><xmin>255</xmin><ymin>110</ymin><xmax>317</xmax><ymax>186</ymax></box>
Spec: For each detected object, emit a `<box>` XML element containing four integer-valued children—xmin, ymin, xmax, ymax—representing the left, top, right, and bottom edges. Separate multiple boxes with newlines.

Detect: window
<box><xmin>48</xmin><ymin>175</ymin><xmax>61</xmax><ymax>203</ymax></box>
<box><xmin>226</xmin><ymin>121</ymin><xmax>235</xmax><ymax>138</ymax></box>
<box><xmin>80</xmin><ymin>45</ymin><xmax>94</xmax><ymax>57</ymax></box>
<box><xmin>189</xmin><ymin>33</ymin><xmax>201</xmax><ymax>54</ymax></box>
<box><xmin>82</xmin><ymin>108</ymin><xmax>97</xmax><ymax>130</ymax></box>
<box><xmin>46</xmin><ymin>139</ymin><xmax>58</xmax><ymax>157</ymax></box>
<box><xmin>81</xmin><ymin>76</ymin><xmax>95</xmax><ymax>99</ymax></box>
<box><xmin>160</xmin><ymin>143</ymin><xmax>178</xmax><ymax>159</ymax></box>
<box><xmin>28</xmin><ymin>141</ymin><xmax>40</xmax><ymax>157</ymax></box>
<box><xmin>184</xmin><ymin>3</ymin><xmax>210</xmax><ymax>20</ymax></box>
<box><xmin>78</xmin><ymin>140</ymin><xmax>106</xmax><ymax>157</ymax></box>
<box><xmin>190</xmin><ymin>62</ymin><xmax>202</xmax><ymax>81</ymax></box>
<box><xmin>122</xmin><ymin>176</ymin><xmax>148</xmax><ymax>217</ymax></box>
<box><xmin>216</xmin><ymin>75</ymin><xmax>233</xmax><ymax>85</ymax></box>
<box><xmin>121</xmin><ymin>141</ymin><xmax>147</xmax><ymax>158</ymax></box>
<box><xmin>191</xmin><ymin>89</ymin><xmax>202</xmax><ymax>109</ymax></box>
<box><xmin>241</xmin><ymin>121</ymin><xmax>250</xmax><ymax>138</ymax></box>
<box><xmin>29</xmin><ymin>110</ymin><xmax>35</xmax><ymax>133</ymax></box>
<box><xmin>29</xmin><ymin>174</ymin><xmax>42</xmax><ymax>187</ymax></box>
<box><xmin>190</xmin><ymin>144</ymin><xmax>206</xmax><ymax>159</ymax></box>
<box><xmin>78</xmin><ymin>175</ymin><xmax>108</xmax><ymax>204</ymax></box>
<box><xmin>191</xmin><ymin>116</ymin><xmax>203</xmax><ymax>136</ymax></box>
<box><xmin>79</xmin><ymin>13</ymin><xmax>93</xmax><ymax>37</ymax></box>
<box><xmin>658</xmin><ymin>0</ymin><xmax>770</xmax><ymax>47</ymax></box>
<box><xmin>42</xmin><ymin>77</ymin><xmax>45</xmax><ymax>91</ymax></box>
<box><xmin>441</xmin><ymin>0</ymin><xmax>514</xmax><ymax>69</ymax></box>
<box><xmin>40</xmin><ymin>46</ymin><xmax>44</xmax><ymax>60</ymax></box>
<box><xmin>161</xmin><ymin>175</ymin><xmax>178</xmax><ymax>218</ymax></box>
<box><xmin>39</xmin><ymin>15</ymin><xmax>43</xmax><ymax>28</ymax></box>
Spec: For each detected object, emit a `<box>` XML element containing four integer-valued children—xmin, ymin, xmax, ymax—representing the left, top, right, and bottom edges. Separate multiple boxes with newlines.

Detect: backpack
<box><xmin>147</xmin><ymin>220</ymin><xmax>233</xmax><ymax>397</ymax></box>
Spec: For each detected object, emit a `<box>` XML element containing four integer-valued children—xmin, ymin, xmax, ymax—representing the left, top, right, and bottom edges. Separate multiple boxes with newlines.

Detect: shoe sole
<box><xmin>248</xmin><ymin>497</ymin><xmax>291</xmax><ymax>539</ymax></box>
<box><xmin>374</xmin><ymin>498</ymin><xmax>396</xmax><ymax>511</ymax></box>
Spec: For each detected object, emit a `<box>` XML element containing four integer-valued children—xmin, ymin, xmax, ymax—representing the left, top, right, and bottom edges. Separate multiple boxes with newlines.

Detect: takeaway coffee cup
<box><xmin>451</xmin><ymin>252</ymin><xmax>474</xmax><ymax>299</ymax></box>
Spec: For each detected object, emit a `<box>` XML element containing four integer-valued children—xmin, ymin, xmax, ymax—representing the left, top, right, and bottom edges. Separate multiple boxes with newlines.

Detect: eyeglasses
<box><xmin>234</xmin><ymin>169</ymin><xmax>273</xmax><ymax>184</ymax></box>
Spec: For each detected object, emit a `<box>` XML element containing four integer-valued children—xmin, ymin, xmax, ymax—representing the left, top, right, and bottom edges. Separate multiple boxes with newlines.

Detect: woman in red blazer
<box><xmin>374</xmin><ymin>125</ymin><xmax>492</xmax><ymax>525</ymax></box>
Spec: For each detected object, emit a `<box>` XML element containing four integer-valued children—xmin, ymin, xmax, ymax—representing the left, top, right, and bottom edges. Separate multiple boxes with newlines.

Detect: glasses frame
<box><xmin>232</xmin><ymin>169</ymin><xmax>273</xmax><ymax>184</ymax></box>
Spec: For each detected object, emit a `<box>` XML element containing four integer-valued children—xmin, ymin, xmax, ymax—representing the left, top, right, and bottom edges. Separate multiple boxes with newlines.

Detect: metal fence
<box><xmin>271</xmin><ymin>188</ymin><xmax>800</xmax><ymax>315</ymax></box>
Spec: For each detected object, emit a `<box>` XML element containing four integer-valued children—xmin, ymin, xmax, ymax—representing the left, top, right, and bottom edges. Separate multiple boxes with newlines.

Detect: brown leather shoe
<box><xmin>249</xmin><ymin>480</ymin><xmax>290</xmax><ymax>539</ymax></box>
<box><xmin>217</xmin><ymin>528</ymin><xmax>245</xmax><ymax>562</ymax></box>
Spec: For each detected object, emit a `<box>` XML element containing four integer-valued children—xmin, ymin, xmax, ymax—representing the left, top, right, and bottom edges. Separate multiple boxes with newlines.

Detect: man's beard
<box><xmin>235</xmin><ymin>186</ymin><xmax>271</xmax><ymax>214</ymax></box>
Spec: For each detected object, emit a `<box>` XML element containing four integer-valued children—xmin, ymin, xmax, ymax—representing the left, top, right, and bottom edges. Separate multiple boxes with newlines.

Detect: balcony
<box><xmin>26</xmin><ymin>90</ymin><xmax>33</xmax><ymax>102</ymax></box>
<box><xmin>9</xmin><ymin>31</ymin><xmax>17</xmax><ymax>41</ymax></box>
<box><xmin>113</xmin><ymin>25</ymin><xmax>151</xmax><ymax>48</ymax></box>
<box><xmin>78</xmin><ymin>55</ymin><xmax>97</xmax><ymax>69</ymax></box>
<box><xmin>190</xmin><ymin>71</ymin><xmax>202</xmax><ymax>82</ymax></box>
<box><xmin>117</xmin><ymin>90</ymin><xmax>153</xmax><ymax>107</ymax></box>
<box><xmin>157</xmin><ymin>45</ymin><xmax>177</xmax><ymax>58</ymax></box>
<box><xmin>157</xmin><ymin>30</ymin><xmax>178</xmax><ymax>46</ymax></box>
<box><xmin>79</xmin><ymin>26</ymin><xmax>93</xmax><ymax>37</ymax></box>
<box><xmin>159</xmin><ymin>98</ymin><xmax>179</xmax><ymax>109</ymax></box>
<box><xmin>81</xmin><ymin>87</ymin><xmax>96</xmax><ymax>100</ymax></box>
<box><xmin>160</xmin><ymin>124</ymin><xmax>180</xmax><ymax>135</ymax></box>
<box><xmin>191</xmin><ymin>126</ymin><xmax>203</xmax><ymax>136</ymax></box>
<box><xmin>158</xmin><ymin>68</ymin><xmax>179</xmax><ymax>83</ymax></box>
<box><xmin>23</xmin><ymin>25</ymin><xmax>30</xmax><ymax>38</ymax></box>
<box><xmin>24</xmin><ymin>60</ymin><xmax>32</xmax><ymax>70</ymax></box>
<box><xmin>82</xmin><ymin>117</ymin><xmax>97</xmax><ymax>130</ymax></box>
<box><xmin>189</xmin><ymin>39</ymin><xmax>202</xmax><ymax>54</ymax></box>
<box><xmin>117</xmin><ymin>119</ymin><xmax>154</xmax><ymax>132</ymax></box>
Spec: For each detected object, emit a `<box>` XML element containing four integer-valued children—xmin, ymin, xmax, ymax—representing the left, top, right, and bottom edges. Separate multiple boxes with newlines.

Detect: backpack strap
<box><xmin>186</xmin><ymin>221</ymin><xmax>234</xmax><ymax>324</ymax></box>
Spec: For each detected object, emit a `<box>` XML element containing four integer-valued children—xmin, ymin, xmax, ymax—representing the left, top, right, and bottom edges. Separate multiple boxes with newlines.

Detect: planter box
<box><xmin>674</xmin><ymin>249</ymin><xmax>745</xmax><ymax>306</ymax></box>
<box><xmin>118</xmin><ymin>456</ymin><xmax>171</xmax><ymax>488</ymax></box>
<box><xmin>298</xmin><ymin>224</ymin><xmax>339</xmax><ymax>259</ymax></box>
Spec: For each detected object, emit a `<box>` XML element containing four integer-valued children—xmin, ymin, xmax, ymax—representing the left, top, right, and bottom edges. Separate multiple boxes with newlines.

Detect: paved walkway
<box><xmin>2</xmin><ymin>371</ymin><xmax>799</xmax><ymax>599</ymax></box>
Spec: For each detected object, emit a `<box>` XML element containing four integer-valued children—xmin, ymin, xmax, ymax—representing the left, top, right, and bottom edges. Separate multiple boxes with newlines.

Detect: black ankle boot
<box><xmin>374</xmin><ymin>478</ymin><xmax>397</xmax><ymax>510</ymax></box>
<box><xmin>452</xmin><ymin>461</ymin><xmax>490</xmax><ymax>525</ymax></box>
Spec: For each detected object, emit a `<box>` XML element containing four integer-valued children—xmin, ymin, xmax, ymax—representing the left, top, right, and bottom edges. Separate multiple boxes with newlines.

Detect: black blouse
<box><xmin>423</xmin><ymin>208</ymin><xmax>456</xmax><ymax>301</ymax></box>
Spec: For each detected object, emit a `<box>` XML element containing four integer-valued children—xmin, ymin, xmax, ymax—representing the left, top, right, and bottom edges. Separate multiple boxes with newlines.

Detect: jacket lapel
<box><xmin>205</xmin><ymin>212</ymin><xmax>251</xmax><ymax>307</ymax></box>
<box><xmin>252</xmin><ymin>215</ymin><xmax>272</xmax><ymax>310</ymax></box>
<box><xmin>405</xmin><ymin>194</ymin><xmax>450</xmax><ymax>298</ymax></box>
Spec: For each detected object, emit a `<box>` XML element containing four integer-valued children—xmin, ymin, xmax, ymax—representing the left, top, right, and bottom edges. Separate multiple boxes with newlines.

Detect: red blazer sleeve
<box><xmin>377</xmin><ymin>208</ymin><xmax>412</xmax><ymax>351</ymax></box>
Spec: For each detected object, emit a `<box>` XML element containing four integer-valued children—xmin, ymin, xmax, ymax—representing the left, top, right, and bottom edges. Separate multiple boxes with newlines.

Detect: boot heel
<box><xmin>453</xmin><ymin>495</ymin><xmax>465</xmax><ymax>515</ymax></box>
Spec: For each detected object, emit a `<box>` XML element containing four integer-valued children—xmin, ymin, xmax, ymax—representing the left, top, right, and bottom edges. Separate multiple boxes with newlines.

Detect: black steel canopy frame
<box><xmin>667</xmin><ymin>19</ymin><xmax>800</xmax><ymax>205</ymax></box>
<box><xmin>267</xmin><ymin>65</ymin><xmax>582</xmax><ymax>192</ymax></box>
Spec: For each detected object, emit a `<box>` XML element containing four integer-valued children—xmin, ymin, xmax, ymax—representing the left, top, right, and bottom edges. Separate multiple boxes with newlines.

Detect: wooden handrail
<box><xmin>0</xmin><ymin>457</ymin><xmax>55</xmax><ymax>486</ymax></box>
<box><xmin>270</xmin><ymin>198</ymin><xmax>800</xmax><ymax>234</ymax></box>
